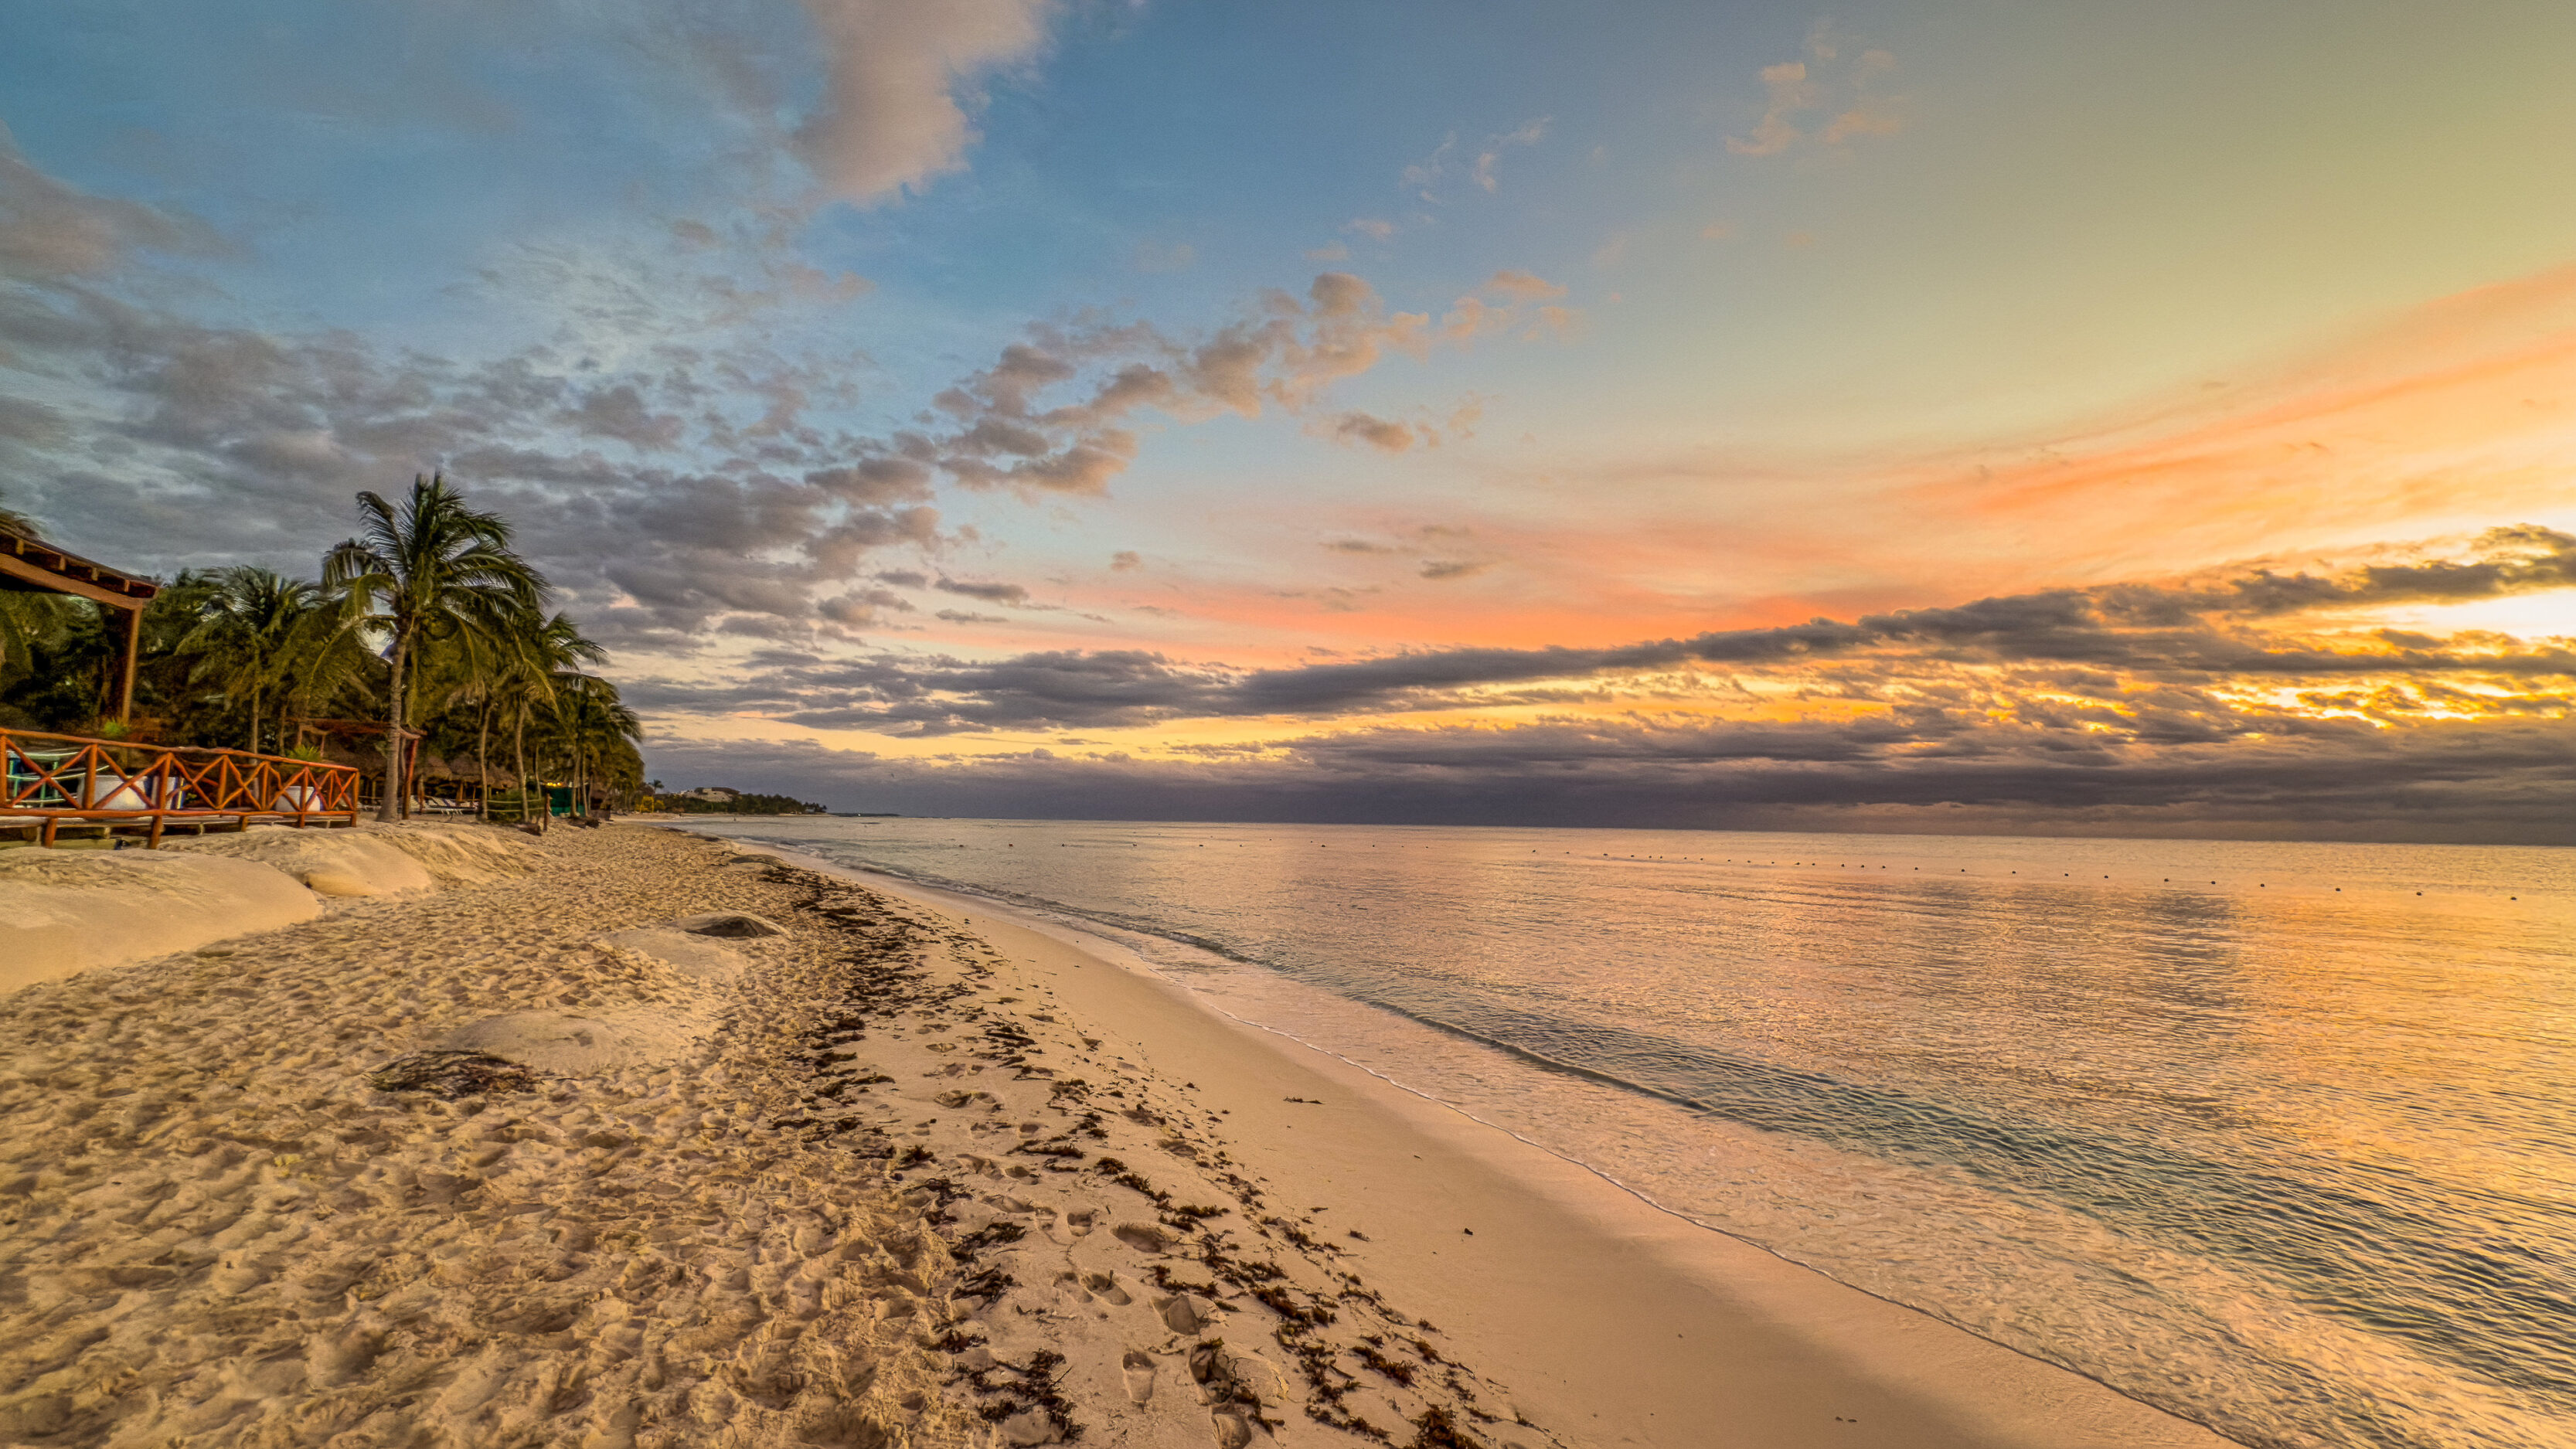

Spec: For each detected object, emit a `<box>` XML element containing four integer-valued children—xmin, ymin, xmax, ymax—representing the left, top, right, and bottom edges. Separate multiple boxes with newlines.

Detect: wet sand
<box><xmin>812</xmin><ymin>854</ymin><xmax>2241</xmax><ymax>1449</ymax></box>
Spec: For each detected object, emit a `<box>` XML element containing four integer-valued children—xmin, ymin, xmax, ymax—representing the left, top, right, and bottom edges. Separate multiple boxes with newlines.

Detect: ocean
<box><xmin>686</xmin><ymin>817</ymin><xmax>2574</xmax><ymax>1449</ymax></box>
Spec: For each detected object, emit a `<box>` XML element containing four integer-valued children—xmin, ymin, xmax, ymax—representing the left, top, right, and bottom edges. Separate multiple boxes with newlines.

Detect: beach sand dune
<box><xmin>0</xmin><ymin>848</ymin><xmax>322</xmax><ymax>992</ymax></box>
<box><xmin>0</xmin><ymin>821</ymin><xmax>552</xmax><ymax>995</ymax></box>
<box><xmin>0</xmin><ymin>827</ymin><xmax>969</xmax><ymax>1447</ymax></box>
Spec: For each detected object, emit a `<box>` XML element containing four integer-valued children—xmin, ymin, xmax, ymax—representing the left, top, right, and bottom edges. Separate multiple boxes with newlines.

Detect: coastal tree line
<box><xmin>0</xmin><ymin>478</ymin><xmax>643</xmax><ymax>824</ymax></box>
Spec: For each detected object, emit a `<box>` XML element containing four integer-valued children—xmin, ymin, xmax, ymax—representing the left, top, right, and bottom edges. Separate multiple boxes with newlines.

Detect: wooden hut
<box><xmin>0</xmin><ymin>524</ymin><xmax>159</xmax><ymax>723</ymax></box>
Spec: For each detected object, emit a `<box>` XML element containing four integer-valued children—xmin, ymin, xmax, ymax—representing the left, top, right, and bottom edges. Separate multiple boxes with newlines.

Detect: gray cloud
<box><xmin>624</xmin><ymin>529</ymin><xmax>2576</xmax><ymax>749</ymax></box>
<box><xmin>1227</xmin><ymin>528</ymin><xmax>2576</xmax><ymax>713</ymax></box>
<box><xmin>0</xmin><ymin>123</ymin><xmax>225</xmax><ymax>281</ymax></box>
<box><xmin>560</xmin><ymin>384</ymin><xmax>686</xmax><ymax>451</ymax></box>
<box><xmin>897</xmin><ymin>270</ymin><xmax>1560</xmax><ymax>499</ymax></box>
<box><xmin>640</xmin><ymin>709</ymin><xmax>2576</xmax><ymax>845</ymax></box>
<box><xmin>4</xmin><ymin>131</ymin><xmax>1556</xmax><ymax>656</ymax></box>
<box><xmin>1417</xmin><ymin>559</ymin><xmax>1491</xmax><ymax>581</ymax></box>
<box><xmin>935</xmin><ymin>576</ymin><xmax>1031</xmax><ymax>605</ymax></box>
<box><xmin>621</xmin><ymin>645</ymin><xmax>1225</xmax><ymax>736</ymax></box>
<box><xmin>1326</xmin><ymin>410</ymin><xmax>1417</xmax><ymax>452</ymax></box>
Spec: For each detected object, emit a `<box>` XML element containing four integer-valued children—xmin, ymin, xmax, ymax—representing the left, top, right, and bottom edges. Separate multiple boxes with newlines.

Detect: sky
<box><xmin>3</xmin><ymin>0</ymin><xmax>2574</xmax><ymax>842</ymax></box>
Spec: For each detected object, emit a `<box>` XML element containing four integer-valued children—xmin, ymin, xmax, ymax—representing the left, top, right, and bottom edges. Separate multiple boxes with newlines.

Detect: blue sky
<box><xmin>5</xmin><ymin>0</ymin><xmax>2574</xmax><ymax>837</ymax></box>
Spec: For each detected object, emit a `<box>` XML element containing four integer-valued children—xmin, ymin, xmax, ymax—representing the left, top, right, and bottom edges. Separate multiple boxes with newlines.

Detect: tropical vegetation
<box><xmin>648</xmin><ymin>787</ymin><xmax>829</xmax><ymax>816</ymax></box>
<box><xmin>0</xmin><ymin>478</ymin><xmax>646</xmax><ymax>823</ymax></box>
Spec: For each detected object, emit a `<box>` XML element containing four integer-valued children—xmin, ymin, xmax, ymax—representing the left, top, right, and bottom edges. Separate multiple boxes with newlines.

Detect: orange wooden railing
<box><xmin>1</xmin><ymin>726</ymin><xmax>362</xmax><ymax>848</ymax></box>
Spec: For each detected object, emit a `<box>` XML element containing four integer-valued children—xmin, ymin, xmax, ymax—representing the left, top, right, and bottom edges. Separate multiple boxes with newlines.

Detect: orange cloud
<box><xmin>1928</xmin><ymin>262</ymin><xmax>2576</xmax><ymax>572</ymax></box>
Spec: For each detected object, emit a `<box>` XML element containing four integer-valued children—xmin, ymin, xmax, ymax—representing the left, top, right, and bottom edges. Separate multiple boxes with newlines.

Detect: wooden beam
<box><xmin>116</xmin><ymin>602</ymin><xmax>144</xmax><ymax>723</ymax></box>
<box><xmin>0</xmin><ymin>548</ymin><xmax>151</xmax><ymax>610</ymax></box>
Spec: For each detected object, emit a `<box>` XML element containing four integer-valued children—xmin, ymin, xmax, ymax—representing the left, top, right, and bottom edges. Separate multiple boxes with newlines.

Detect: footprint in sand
<box><xmin>1111</xmin><ymin>1221</ymin><xmax>1170</xmax><ymax>1252</ymax></box>
<box><xmin>1155</xmin><ymin>1292</ymin><xmax>1213</xmax><ymax>1334</ymax></box>
<box><xmin>1042</xmin><ymin>1206</ymin><xmax>1098</xmax><ymax>1244</ymax></box>
<box><xmin>1080</xmin><ymin>1270</ymin><xmax>1131</xmax><ymax>1305</ymax></box>
<box><xmin>1210</xmin><ymin>1410</ymin><xmax>1254</xmax><ymax>1449</ymax></box>
<box><xmin>1187</xmin><ymin>1340</ymin><xmax>1247</xmax><ymax>1408</ymax></box>
<box><xmin>1121</xmin><ymin>1350</ymin><xmax>1156</xmax><ymax>1404</ymax></box>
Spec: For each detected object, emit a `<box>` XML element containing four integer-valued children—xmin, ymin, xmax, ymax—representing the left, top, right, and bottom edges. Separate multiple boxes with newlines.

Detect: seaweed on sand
<box><xmin>1188</xmin><ymin>1340</ymin><xmax>1274</xmax><ymax>1427</ymax></box>
<box><xmin>965</xmin><ymin>1348</ymin><xmax>1084</xmax><ymax>1440</ymax></box>
<box><xmin>1405</xmin><ymin>1406</ymin><xmax>1487</xmax><ymax>1449</ymax></box>
<box><xmin>956</xmin><ymin>1265</ymin><xmax>1017</xmax><ymax>1306</ymax></box>
<box><xmin>1354</xmin><ymin>1337</ymin><xmax>1416</xmax><ymax>1386</ymax></box>
<box><xmin>903</xmin><ymin>1175</ymin><xmax>974</xmax><ymax>1226</ymax></box>
<box><xmin>365</xmin><ymin>1051</ymin><xmax>539</xmax><ymax>1099</ymax></box>
<box><xmin>1087</xmin><ymin>1155</ymin><xmax>1172</xmax><ymax>1206</ymax></box>
<box><xmin>952</xmin><ymin>1219</ymin><xmax>1026</xmax><ymax>1259</ymax></box>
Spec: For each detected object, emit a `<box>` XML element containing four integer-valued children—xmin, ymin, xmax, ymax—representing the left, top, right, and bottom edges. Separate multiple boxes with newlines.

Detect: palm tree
<box><xmin>176</xmin><ymin>567</ymin><xmax>318</xmax><ymax>753</ymax></box>
<box><xmin>546</xmin><ymin>672</ymin><xmax>640</xmax><ymax>815</ymax></box>
<box><xmin>0</xmin><ymin>587</ymin><xmax>66</xmax><ymax>684</ymax></box>
<box><xmin>435</xmin><ymin>625</ymin><xmax>509</xmax><ymax>821</ymax></box>
<box><xmin>323</xmin><ymin>476</ymin><xmax>546</xmax><ymax>822</ymax></box>
<box><xmin>493</xmin><ymin>609</ymin><xmax>603</xmax><ymax>830</ymax></box>
<box><xmin>271</xmin><ymin>595</ymin><xmax>380</xmax><ymax>752</ymax></box>
<box><xmin>0</xmin><ymin>492</ymin><xmax>66</xmax><ymax>679</ymax></box>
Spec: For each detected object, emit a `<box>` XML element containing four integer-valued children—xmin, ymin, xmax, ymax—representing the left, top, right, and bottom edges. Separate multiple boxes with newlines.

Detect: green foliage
<box><xmin>325</xmin><ymin>474</ymin><xmax>552</xmax><ymax>821</ymax></box>
<box><xmin>175</xmin><ymin>566</ymin><xmax>328</xmax><ymax>753</ymax></box>
<box><xmin>652</xmin><ymin>791</ymin><xmax>825</xmax><ymax>816</ymax></box>
<box><xmin>0</xmin><ymin>480</ymin><xmax>652</xmax><ymax>818</ymax></box>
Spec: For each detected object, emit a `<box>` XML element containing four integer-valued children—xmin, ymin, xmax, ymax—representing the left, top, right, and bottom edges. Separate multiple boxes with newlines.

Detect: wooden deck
<box><xmin>1</xmin><ymin>726</ymin><xmax>363</xmax><ymax>848</ymax></box>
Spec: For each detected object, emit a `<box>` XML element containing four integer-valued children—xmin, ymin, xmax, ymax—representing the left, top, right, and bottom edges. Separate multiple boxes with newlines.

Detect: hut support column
<box><xmin>114</xmin><ymin>604</ymin><xmax>143</xmax><ymax>724</ymax></box>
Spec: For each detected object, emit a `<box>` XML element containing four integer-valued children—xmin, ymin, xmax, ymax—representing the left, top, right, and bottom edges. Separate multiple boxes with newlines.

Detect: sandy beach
<box><xmin>1</xmin><ymin>821</ymin><xmax>2237</xmax><ymax>1447</ymax></box>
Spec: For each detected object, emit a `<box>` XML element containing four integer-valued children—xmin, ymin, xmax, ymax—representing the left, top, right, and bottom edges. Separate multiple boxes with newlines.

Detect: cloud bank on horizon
<box><xmin>3</xmin><ymin>0</ymin><xmax>2573</xmax><ymax>842</ymax></box>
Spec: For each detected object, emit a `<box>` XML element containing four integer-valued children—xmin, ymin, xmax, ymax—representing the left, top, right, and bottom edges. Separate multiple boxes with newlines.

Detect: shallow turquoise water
<box><xmin>693</xmin><ymin>818</ymin><xmax>2574</xmax><ymax>1449</ymax></box>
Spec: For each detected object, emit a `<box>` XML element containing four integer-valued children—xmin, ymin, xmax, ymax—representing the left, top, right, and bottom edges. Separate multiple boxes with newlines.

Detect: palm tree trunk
<box><xmin>513</xmin><ymin>708</ymin><xmax>536</xmax><ymax>834</ymax></box>
<box><xmin>475</xmin><ymin>697</ymin><xmax>492</xmax><ymax>822</ymax></box>
<box><xmin>247</xmin><ymin>682</ymin><xmax>261</xmax><ymax>754</ymax></box>
<box><xmin>378</xmin><ymin>631</ymin><xmax>407</xmax><ymax>823</ymax></box>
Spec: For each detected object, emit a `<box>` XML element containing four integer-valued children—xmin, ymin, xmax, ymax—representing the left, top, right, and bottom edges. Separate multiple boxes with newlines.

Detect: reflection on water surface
<box><xmin>703</xmin><ymin>818</ymin><xmax>2574</xmax><ymax>1449</ymax></box>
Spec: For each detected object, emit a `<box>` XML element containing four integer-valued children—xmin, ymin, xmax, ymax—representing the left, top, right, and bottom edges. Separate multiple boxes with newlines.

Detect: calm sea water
<box><xmin>686</xmin><ymin>818</ymin><xmax>2574</xmax><ymax>1449</ymax></box>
